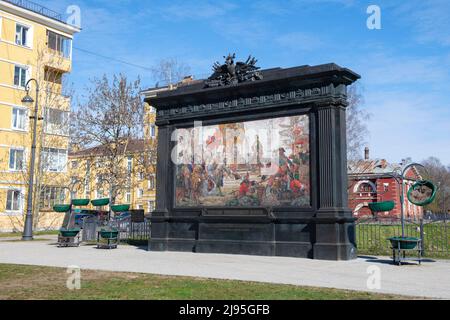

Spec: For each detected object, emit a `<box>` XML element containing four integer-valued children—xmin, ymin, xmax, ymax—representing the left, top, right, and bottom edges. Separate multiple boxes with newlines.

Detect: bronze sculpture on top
<box><xmin>205</xmin><ymin>53</ymin><xmax>263</xmax><ymax>88</ymax></box>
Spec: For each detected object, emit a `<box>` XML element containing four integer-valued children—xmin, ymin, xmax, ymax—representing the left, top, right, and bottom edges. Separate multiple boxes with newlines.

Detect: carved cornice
<box><xmin>156</xmin><ymin>84</ymin><xmax>347</xmax><ymax>125</ymax></box>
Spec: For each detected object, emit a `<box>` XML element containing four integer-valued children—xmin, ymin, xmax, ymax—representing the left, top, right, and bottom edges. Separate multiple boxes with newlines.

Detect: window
<box><xmin>126</xmin><ymin>191</ymin><xmax>131</xmax><ymax>203</ymax></box>
<box><xmin>150</xmin><ymin>125</ymin><xmax>156</xmax><ymax>138</ymax></box>
<box><xmin>15</xmin><ymin>24</ymin><xmax>29</xmax><ymax>47</ymax></box>
<box><xmin>84</xmin><ymin>178</ymin><xmax>91</xmax><ymax>198</ymax></box>
<box><xmin>70</xmin><ymin>177</ymin><xmax>78</xmax><ymax>199</ymax></box>
<box><xmin>96</xmin><ymin>183</ymin><xmax>105</xmax><ymax>199</ymax></box>
<box><xmin>12</xmin><ymin>108</ymin><xmax>27</xmax><ymax>130</ymax></box>
<box><xmin>127</xmin><ymin>156</ymin><xmax>133</xmax><ymax>174</ymax></box>
<box><xmin>47</xmin><ymin>31</ymin><xmax>72</xmax><ymax>58</ymax></box>
<box><xmin>358</xmin><ymin>183</ymin><xmax>374</xmax><ymax>193</ymax></box>
<box><xmin>42</xmin><ymin>148</ymin><xmax>67</xmax><ymax>172</ymax></box>
<box><xmin>148</xmin><ymin>201</ymin><xmax>155</xmax><ymax>213</ymax></box>
<box><xmin>9</xmin><ymin>149</ymin><xmax>24</xmax><ymax>171</ymax></box>
<box><xmin>137</xmin><ymin>189</ymin><xmax>144</xmax><ymax>198</ymax></box>
<box><xmin>85</xmin><ymin>160</ymin><xmax>91</xmax><ymax>198</ymax></box>
<box><xmin>6</xmin><ymin>190</ymin><xmax>22</xmax><ymax>212</ymax></box>
<box><xmin>39</xmin><ymin>186</ymin><xmax>65</xmax><ymax>210</ymax></box>
<box><xmin>148</xmin><ymin>175</ymin><xmax>155</xmax><ymax>190</ymax></box>
<box><xmin>86</xmin><ymin>160</ymin><xmax>91</xmax><ymax>175</ymax></box>
<box><xmin>14</xmin><ymin>66</ymin><xmax>28</xmax><ymax>88</ymax></box>
<box><xmin>96</xmin><ymin>158</ymin><xmax>106</xmax><ymax>168</ymax></box>
<box><xmin>45</xmin><ymin>108</ymin><xmax>69</xmax><ymax>135</ymax></box>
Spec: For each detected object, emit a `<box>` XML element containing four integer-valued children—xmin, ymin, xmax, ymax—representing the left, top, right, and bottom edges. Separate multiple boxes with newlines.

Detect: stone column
<box><xmin>313</xmin><ymin>101</ymin><xmax>356</xmax><ymax>260</ymax></box>
<box><xmin>149</xmin><ymin>124</ymin><xmax>171</xmax><ymax>251</ymax></box>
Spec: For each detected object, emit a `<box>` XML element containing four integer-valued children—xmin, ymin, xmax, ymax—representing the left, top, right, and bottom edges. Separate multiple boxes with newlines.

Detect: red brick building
<box><xmin>348</xmin><ymin>148</ymin><xmax>423</xmax><ymax>220</ymax></box>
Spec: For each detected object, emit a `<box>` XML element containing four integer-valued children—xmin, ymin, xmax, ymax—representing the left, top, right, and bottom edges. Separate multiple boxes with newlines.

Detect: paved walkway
<box><xmin>0</xmin><ymin>239</ymin><xmax>449</xmax><ymax>299</ymax></box>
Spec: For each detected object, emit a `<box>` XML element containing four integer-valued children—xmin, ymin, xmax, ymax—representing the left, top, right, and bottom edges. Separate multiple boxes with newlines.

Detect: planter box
<box><xmin>388</xmin><ymin>237</ymin><xmax>420</xmax><ymax>250</ymax></box>
<box><xmin>111</xmin><ymin>204</ymin><xmax>130</xmax><ymax>213</ymax></box>
<box><xmin>71</xmin><ymin>199</ymin><xmax>90</xmax><ymax>206</ymax></box>
<box><xmin>369</xmin><ymin>201</ymin><xmax>395</xmax><ymax>213</ymax></box>
<box><xmin>91</xmin><ymin>198</ymin><xmax>110</xmax><ymax>207</ymax></box>
<box><xmin>53</xmin><ymin>204</ymin><xmax>71</xmax><ymax>213</ymax></box>
<box><xmin>100</xmin><ymin>229</ymin><xmax>119</xmax><ymax>239</ymax></box>
<box><xmin>60</xmin><ymin>229</ymin><xmax>81</xmax><ymax>237</ymax></box>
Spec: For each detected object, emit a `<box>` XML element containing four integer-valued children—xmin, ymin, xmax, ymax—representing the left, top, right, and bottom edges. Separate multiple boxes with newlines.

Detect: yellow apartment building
<box><xmin>0</xmin><ymin>0</ymin><xmax>80</xmax><ymax>232</ymax></box>
<box><xmin>68</xmin><ymin>105</ymin><xmax>158</xmax><ymax>214</ymax></box>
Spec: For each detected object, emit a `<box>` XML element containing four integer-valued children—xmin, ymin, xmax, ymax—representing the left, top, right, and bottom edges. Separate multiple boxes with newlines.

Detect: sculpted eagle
<box><xmin>205</xmin><ymin>53</ymin><xmax>263</xmax><ymax>88</ymax></box>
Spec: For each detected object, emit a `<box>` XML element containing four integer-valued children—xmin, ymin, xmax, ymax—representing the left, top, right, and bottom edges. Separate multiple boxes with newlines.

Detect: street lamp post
<box><xmin>21</xmin><ymin>79</ymin><xmax>42</xmax><ymax>241</ymax></box>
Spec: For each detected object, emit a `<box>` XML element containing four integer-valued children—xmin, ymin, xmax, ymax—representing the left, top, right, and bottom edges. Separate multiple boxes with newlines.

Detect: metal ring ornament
<box><xmin>407</xmin><ymin>180</ymin><xmax>437</xmax><ymax>207</ymax></box>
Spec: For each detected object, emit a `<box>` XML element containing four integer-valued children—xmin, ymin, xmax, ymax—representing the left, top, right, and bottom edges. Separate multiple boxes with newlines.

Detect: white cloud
<box><xmin>389</xmin><ymin>0</ymin><xmax>450</xmax><ymax>46</ymax></box>
<box><xmin>158</xmin><ymin>1</ymin><xmax>238</xmax><ymax>20</ymax></box>
<box><xmin>250</xmin><ymin>0</ymin><xmax>355</xmax><ymax>16</ymax></box>
<box><xmin>275</xmin><ymin>32</ymin><xmax>325</xmax><ymax>51</ymax></box>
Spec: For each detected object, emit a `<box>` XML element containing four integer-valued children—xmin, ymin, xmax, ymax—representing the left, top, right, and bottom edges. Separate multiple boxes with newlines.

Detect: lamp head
<box><xmin>21</xmin><ymin>94</ymin><xmax>34</xmax><ymax>107</ymax></box>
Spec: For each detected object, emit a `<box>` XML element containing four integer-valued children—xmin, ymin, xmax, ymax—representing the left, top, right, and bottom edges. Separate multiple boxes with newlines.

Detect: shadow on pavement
<box><xmin>360</xmin><ymin>255</ymin><xmax>437</xmax><ymax>266</ymax></box>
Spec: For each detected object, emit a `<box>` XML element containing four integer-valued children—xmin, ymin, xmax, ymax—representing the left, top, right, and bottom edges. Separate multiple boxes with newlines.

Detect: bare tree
<box><xmin>151</xmin><ymin>58</ymin><xmax>191</xmax><ymax>87</ymax></box>
<box><xmin>70</xmin><ymin>74</ymin><xmax>156</xmax><ymax>204</ymax></box>
<box><xmin>421</xmin><ymin>157</ymin><xmax>450</xmax><ymax>214</ymax></box>
<box><xmin>346</xmin><ymin>84</ymin><xmax>371</xmax><ymax>160</ymax></box>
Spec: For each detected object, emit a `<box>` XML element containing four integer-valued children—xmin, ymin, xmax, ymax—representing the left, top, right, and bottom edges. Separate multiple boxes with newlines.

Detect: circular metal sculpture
<box><xmin>407</xmin><ymin>180</ymin><xmax>437</xmax><ymax>207</ymax></box>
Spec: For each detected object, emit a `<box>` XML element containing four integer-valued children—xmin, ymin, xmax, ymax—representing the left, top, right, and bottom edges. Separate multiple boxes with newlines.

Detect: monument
<box><xmin>145</xmin><ymin>55</ymin><xmax>360</xmax><ymax>260</ymax></box>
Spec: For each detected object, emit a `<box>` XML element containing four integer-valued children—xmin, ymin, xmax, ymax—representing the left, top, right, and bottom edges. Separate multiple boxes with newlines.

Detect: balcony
<box><xmin>42</xmin><ymin>50</ymin><xmax>72</xmax><ymax>72</ymax></box>
<box><xmin>4</xmin><ymin>0</ymin><xmax>64</xmax><ymax>23</ymax></box>
<box><xmin>44</xmin><ymin>91</ymin><xmax>71</xmax><ymax>110</ymax></box>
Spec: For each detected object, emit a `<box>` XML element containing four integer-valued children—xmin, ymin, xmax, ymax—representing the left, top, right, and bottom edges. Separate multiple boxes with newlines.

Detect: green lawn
<box><xmin>0</xmin><ymin>230</ymin><xmax>59</xmax><ymax>238</ymax></box>
<box><xmin>0</xmin><ymin>264</ymin><xmax>414</xmax><ymax>300</ymax></box>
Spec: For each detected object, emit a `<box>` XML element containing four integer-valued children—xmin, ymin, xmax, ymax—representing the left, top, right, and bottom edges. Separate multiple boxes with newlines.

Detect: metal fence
<box><xmin>4</xmin><ymin>0</ymin><xmax>64</xmax><ymax>22</ymax></box>
<box><xmin>82</xmin><ymin>217</ymin><xmax>150</xmax><ymax>244</ymax></box>
<box><xmin>355</xmin><ymin>217</ymin><xmax>449</xmax><ymax>258</ymax></box>
<box><xmin>113</xmin><ymin>218</ymin><xmax>151</xmax><ymax>243</ymax></box>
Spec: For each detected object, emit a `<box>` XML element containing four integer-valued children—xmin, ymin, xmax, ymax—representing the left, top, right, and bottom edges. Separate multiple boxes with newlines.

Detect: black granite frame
<box><xmin>145</xmin><ymin>63</ymin><xmax>360</xmax><ymax>260</ymax></box>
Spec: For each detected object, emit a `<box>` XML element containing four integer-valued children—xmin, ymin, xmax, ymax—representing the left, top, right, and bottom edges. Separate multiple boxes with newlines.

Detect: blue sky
<box><xmin>44</xmin><ymin>0</ymin><xmax>450</xmax><ymax>164</ymax></box>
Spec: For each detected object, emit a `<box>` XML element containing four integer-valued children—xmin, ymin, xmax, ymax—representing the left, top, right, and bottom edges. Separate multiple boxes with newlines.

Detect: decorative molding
<box><xmin>156</xmin><ymin>84</ymin><xmax>346</xmax><ymax>124</ymax></box>
<box><xmin>0</xmin><ymin>212</ymin><xmax>23</xmax><ymax>217</ymax></box>
<box><xmin>353</xmin><ymin>180</ymin><xmax>377</xmax><ymax>193</ymax></box>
